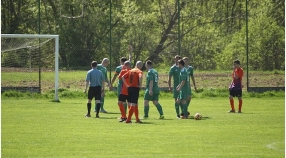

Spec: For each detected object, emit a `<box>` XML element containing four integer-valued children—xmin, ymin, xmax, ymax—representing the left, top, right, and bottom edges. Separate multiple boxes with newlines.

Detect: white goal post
<box><xmin>1</xmin><ymin>34</ymin><xmax>59</xmax><ymax>101</ymax></box>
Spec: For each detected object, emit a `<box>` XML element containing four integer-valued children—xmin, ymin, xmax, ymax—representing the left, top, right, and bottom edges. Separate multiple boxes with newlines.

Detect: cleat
<box><xmin>141</xmin><ymin>116</ymin><xmax>149</xmax><ymax>119</ymax></box>
<box><xmin>177</xmin><ymin>115</ymin><xmax>181</xmax><ymax>119</ymax></box>
<box><xmin>180</xmin><ymin>113</ymin><xmax>184</xmax><ymax>116</ymax></box>
<box><xmin>228</xmin><ymin>110</ymin><xmax>235</xmax><ymax>113</ymax></box>
<box><xmin>136</xmin><ymin>120</ymin><xmax>143</xmax><ymax>123</ymax></box>
<box><xmin>100</xmin><ymin>110</ymin><xmax>108</xmax><ymax>113</ymax></box>
<box><xmin>119</xmin><ymin>118</ymin><xmax>127</xmax><ymax>122</ymax></box>
<box><xmin>180</xmin><ymin>116</ymin><xmax>188</xmax><ymax>119</ymax></box>
<box><xmin>188</xmin><ymin>111</ymin><xmax>190</xmax><ymax>116</ymax></box>
<box><xmin>85</xmin><ymin>114</ymin><xmax>91</xmax><ymax>117</ymax></box>
<box><xmin>95</xmin><ymin>115</ymin><xmax>100</xmax><ymax>118</ymax></box>
<box><xmin>125</xmin><ymin>120</ymin><xmax>132</xmax><ymax>124</ymax></box>
<box><xmin>158</xmin><ymin>115</ymin><xmax>164</xmax><ymax>119</ymax></box>
<box><xmin>238</xmin><ymin>111</ymin><xmax>242</xmax><ymax>113</ymax></box>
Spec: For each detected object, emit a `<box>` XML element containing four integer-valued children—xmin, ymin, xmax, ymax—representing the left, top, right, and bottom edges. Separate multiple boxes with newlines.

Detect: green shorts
<box><xmin>173</xmin><ymin>88</ymin><xmax>179</xmax><ymax>99</ymax></box>
<box><xmin>144</xmin><ymin>92</ymin><xmax>159</xmax><ymax>101</ymax></box>
<box><xmin>178</xmin><ymin>91</ymin><xmax>189</xmax><ymax>100</ymax></box>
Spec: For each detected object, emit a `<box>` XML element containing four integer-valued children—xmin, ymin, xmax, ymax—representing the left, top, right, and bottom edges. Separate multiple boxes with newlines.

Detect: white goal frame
<box><xmin>1</xmin><ymin>34</ymin><xmax>60</xmax><ymax>101</ymax></box>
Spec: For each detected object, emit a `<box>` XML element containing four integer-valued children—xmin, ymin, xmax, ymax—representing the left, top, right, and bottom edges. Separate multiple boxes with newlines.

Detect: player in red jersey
<box><xmin>122</xmin><ymin>61</ymin><xmax>143</xmax><ymax>123</ymax></box>
<box><xmin>229</xmin><ymin>59</ymin><xmax>244</xmax><ymax>113</ymax></box>
<box><xmin>117</xmin><ymin>61</ymin><xmax>131</xmax><ymax>122</ymax></box>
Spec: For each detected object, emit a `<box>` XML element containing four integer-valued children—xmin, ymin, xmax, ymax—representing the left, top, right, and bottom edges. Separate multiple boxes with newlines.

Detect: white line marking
<box><xmin>266</xmin><ymin>142</ymin><xmax>285</xmax><ymax>152</ymax></box>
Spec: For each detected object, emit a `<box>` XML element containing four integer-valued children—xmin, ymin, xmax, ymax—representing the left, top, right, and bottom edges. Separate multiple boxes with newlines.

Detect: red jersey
<box><xmin>123</xmin><ymin>68</ymin><xmax>143</xmax><ymax>88</ymax></box>
<box><xmin>118</xmin><ymin>66</ymin><xmax>131</xmax><ymax>95</ymax></box>
<box><xmin>229</xmin><ymin>67</ymin><xmax>243</xmax><ymax>90</ymax></box>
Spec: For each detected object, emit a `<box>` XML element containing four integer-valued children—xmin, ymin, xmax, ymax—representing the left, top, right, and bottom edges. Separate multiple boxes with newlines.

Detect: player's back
<box><xmin>128</xmin><ymin>68</ymin><xmax>142</xmax><ymax>87</ymax></box>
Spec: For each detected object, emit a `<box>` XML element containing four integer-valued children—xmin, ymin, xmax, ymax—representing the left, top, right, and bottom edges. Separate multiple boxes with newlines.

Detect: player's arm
<box><xmin>233</xmin><ymin>68</ymin><xmax>240</xmax><ymax>79</ymax></box>
<box><xmin>190</xmin><ymin>75</ymin><xmax>197</xmax><ymax>91</ymax></box>
<box><xmin>168</xmin><ymin>75</ymin><xmax>172</xmax><ymax>92</ymax></box>
<box><xmin>110</xmin><ymin>74</ymin><xmax>118</xmax><ymax>87</ymax></box>
<box><xmin>149</xmin><ymin>79</ymin><xmax>153</xmax><ymax>96</ymax></box>
<box><xmin>177</xmin><ymin>80</ymin><xmax>185</xmax><ymax>92</ymax></box>
<box><xmin>122</xmin><ymin>72</ymin><xmax>129</xmax><ymax>88</ymax></box>
<box><xmin>139</xmin><ymin>72</ymin><xmax>143</xmax><ymax>89</ymax></box>
<box><xmin>84</xmin><ymin>73</ymin><xmax>90</xmax><ymax>93</ymax></box>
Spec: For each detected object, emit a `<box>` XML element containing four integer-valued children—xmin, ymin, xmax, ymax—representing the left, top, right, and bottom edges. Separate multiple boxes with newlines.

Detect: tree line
<box><xmin>1</xmin><ymin>0</ymin><xmax>284</xmax><ymax>70</ymax></box>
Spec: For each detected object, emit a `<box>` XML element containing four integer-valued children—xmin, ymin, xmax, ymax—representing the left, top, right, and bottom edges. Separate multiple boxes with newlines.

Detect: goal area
<box><xmin>1</xmin><ymin>34</ymin><xmax>59</xmax><ymax>101</ymax></box>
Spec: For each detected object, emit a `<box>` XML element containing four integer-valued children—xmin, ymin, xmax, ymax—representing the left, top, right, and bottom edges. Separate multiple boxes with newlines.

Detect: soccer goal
<box><xmin>1</xmin><ymin>34</ymin><xmax>59</xmax><ymax>101</ymax></box>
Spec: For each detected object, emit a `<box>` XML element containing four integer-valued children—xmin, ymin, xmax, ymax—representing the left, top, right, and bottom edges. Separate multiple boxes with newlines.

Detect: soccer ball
<box><xmin>194</xmin><ymin>113</ymin><xmax>202</xmax><ymax>120</ymax></box>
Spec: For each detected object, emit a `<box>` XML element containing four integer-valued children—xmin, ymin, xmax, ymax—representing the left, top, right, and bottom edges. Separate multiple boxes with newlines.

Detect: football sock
<box><xmin>175</xmin><ymin>103</ymin><xmax>180</xmax><ymax>115</ymax></box>
<box><xmin>100</xmin><ymin>97</ymin><xmax>105</xmax><ymax>110</ymax></box>
<box><xmin>96</xmin><ymin>103</ymin><xmax>101</xmax><ymax>116</ymax></box>
<box><xmin>134</xmin><ymin>105</ymin><xmax>139</xmax><ymax>121</ymax></box>
<box><xmin>87</xmin><ymin>103</ymin><xmax>91</xmax><ymax>115</ymax></box>
<box><xmin>179</xmin><ymin>103</ymin><xmax>184</xmax><ymax>114</ymax></box>
<box><xmin>123</xmin><ymin>102</ymin><xmax>127</xmax><ymax>114</ymax></box>
<box><xmin>155</xmin><ymin>104</ymin><xmax>164</xmax><ymax>115</ymax></box>
<box><xmin>127</xmin><ymin>106</ymin><xmax>134</xmax><ymax>122</ymax></box>
<box><xmin>183</xmin><ymin>103</ymin><xmax>188</xmax><ymax>117</ymax></box>
<box><xmin>187</xmin><ymin>100</ymin><xmax>191</xmax><ymax>108</ymax></box>
<box><xmin>230</xmin><ymin>99</ymin><xmax>235</xmax><ymax>111</ymax></box>
<box><xmin>118</xmin><ymin>102</ymin><xmax>126</xmax><ymax>118</ymax></box>
<box><xmin>239</xmin><ymin>100</ymin><xmax>242</xmax><ymax>111</ymax></box>
<box><xmin>144</xmin><ymin>105</ymin><xmax>149</xmax><ymax>117</ymax></box>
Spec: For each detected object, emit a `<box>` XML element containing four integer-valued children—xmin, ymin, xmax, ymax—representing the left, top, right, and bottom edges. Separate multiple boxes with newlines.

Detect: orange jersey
<box><xmin>118</xmin><ymin>67</ymin><xmax>131</xmax><ymax>95</ymax></box>
<box><xmin>123</xmin><ymin>68</ymin><xmax>143</xmax><ymax>88</ymax></box>
<box><xmin>229</xmin><ymin>67</ymin><xmax>243</xmax><ymax>90</ymax></box>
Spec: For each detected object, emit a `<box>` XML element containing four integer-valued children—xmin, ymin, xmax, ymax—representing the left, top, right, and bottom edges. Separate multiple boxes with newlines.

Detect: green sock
<box><xmin>156</xmin><ymin>104</ymin><xmax>164</xmax><ymax>115</ymax></box>
<box><xmin>187</xmin><ymin>100</ymin><xmax>190</xmax><ymax>108</ymax></box>
<box><xmin>175</xmin><ymin>103</ymin><xmax>180</xmax><ymax>115</ymax></box>
<box><xmin>123</xmin><ymin>102</ymin><xmax>127</xmax><ymax>113</ymax></box>
<box><xmin>144</xmin><ymin>105</ymin><xmax>149</xmax><ymax>117</ymax></box>
<box><xmin>183</xmin><ymin>104</ymin><xmax>188</xmax><ymax>117</ymax></box>
<box><xmin>179</xmin><ymin>103</ymin><xmax>184</xmax><ymax>114</ymax></box>
<box><xmin>100</xmin><ymin>97</ymin><xmax>104</xmax><ymax>110</ymax></box>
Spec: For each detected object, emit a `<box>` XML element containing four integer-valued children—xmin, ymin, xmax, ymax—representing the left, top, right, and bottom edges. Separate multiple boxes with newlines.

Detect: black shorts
<box><xmin>128</xmin><ymin>87</ymin><xmax>140</xmax><ymax>104</ymax></box>
<box><xmin>118</xmin><ymin>94</ymin><xmax>129</xmax><ymax>102</ymax></box>
<box><xmin>229</xmin><ymin>90</ymin><xmax>242</xmax><ymax>97</ymax></box>
<box><xmin>88</xmin><ymin>86</ymin><xmax>102</xmax><ymax>100</ymax></box>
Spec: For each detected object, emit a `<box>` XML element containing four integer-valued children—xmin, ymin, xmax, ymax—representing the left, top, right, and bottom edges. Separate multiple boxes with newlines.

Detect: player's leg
<box><xmin>143</xmin><ymin>92</ymin><xmax>151</xmax><ymax>119</ymax></box>
<box><xmin>94</xmin><ymin>86</ymin><xmax>102</xmax><ymax>118</ymax></box>
<box><xmin>85</xmin><ymin>87</ymin><xmax>94</xmax><ymax>117</ymax></box>
<box><xmin>118</xmin><ymin>85</ymin><xmax>127</xmax><ymax>113</ymax></box>
<box><xmin>182</xmin><ymin>99</ymin><xmax>188</xmax><ymax>118</ymax></box>
<box><xmin>237</xmin><ymin>90</ymin><xmax>243</xmax><ymax>113</ymax></box>
<box><xmin>133</xmin><ymin>88</ymin><xmax>141</xmax><ymax>123</ymax></box>
<box><xmin>100</xmin><ymin>96</ymin><xmax>107</xmax><ymax>113</ymax></box>
<box><xmin>174</xmin><ymin>89</ymin><xmax>181</xmax><ymax>118</ymax></box>
<box><xmin>125</xmin><ymin>88</ymin><xmax>136</xmax><ymax>123</ymax></box>
<box><xmin>229</xmin><ymin>90</ymin><xmax>235</xmax><ymax>113</ymax></box>
<box><xmin>118</xmin><ymin>95</ymin><xmax>127</xmax><ymax>122</ymax></box>
<box><xmin>152</xmin><ymin>94</ymin><xmax>164</xmax><ymax>119</ymax></box>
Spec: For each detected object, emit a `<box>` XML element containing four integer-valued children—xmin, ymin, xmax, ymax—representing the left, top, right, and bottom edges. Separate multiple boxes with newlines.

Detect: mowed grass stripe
<box><xmin>2</xmin><ymin>97</ymin><xmax>284</xmax><ymax>157</ymax></box>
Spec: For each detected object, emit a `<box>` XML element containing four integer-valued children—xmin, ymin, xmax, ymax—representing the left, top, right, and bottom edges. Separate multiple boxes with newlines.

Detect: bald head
<box><xmin>102</xmin><ymin>58</ymin><xmax>109</xmax><ymax>67</ymax></box>
<box><xmin>136</xmin><ymin>61</ymin><xmax>143</xmax><ymax>69</ymax></box>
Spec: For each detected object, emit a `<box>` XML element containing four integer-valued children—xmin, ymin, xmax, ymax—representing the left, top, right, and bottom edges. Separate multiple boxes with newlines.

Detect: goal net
<box><xmin>1</xmin><ymin>34</ymin><xmax>59</xmax><ymax>101</ymax></box>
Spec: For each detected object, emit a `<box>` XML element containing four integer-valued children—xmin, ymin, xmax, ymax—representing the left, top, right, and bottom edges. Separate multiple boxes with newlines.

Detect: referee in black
<box><xmin>84</xmin><ymin>61</ymin><xmax>105</xmax><ymax>118</ymax></box>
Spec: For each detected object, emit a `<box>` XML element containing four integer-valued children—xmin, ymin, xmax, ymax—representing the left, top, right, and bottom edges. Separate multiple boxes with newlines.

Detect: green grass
<box><xmin>2</xmin><ymin>97</ymin><xmax>284</xmax><ymax>157</ymax></box>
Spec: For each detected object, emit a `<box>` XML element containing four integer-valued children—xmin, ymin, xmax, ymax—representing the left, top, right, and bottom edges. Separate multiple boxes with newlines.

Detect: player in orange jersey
<box><xmin>229</xmin><ymin>59</ymin><xmax>244</xmax><ymax>113</ymax></box>
<box><xmin>117</xmin><ymin>61</ymin><xmax>132</xmax><ymax>122</ymax></box>
<box><xmin>122</xmin><ymin>61</ymin><xmax>143</xmax><ymax>123</ymax></box>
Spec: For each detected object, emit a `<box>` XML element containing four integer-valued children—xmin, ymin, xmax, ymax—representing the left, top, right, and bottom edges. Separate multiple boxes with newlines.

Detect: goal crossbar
<box><xmin>1</xmin><ymin>34</ymin><xmax>60</xmax><ymax>101</ymax></box>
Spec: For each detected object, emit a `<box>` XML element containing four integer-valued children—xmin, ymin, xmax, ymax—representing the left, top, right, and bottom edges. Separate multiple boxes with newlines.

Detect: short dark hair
<box><xmin>120</xmin><ymin>57</ymin><xmax>128</xmax><ymax>63</ymax></box>
<box><xmin>146</xmin><ymin>60</ymin><xmax>152</xmax><ymax>66</ymax></box>
<box><xmin>91</xmin><ymin>61</ymin><xmax>97</xmax><ymax>67</ymax></box>
<box><xmin>178</xmin><ymin>59</ymin><xmax>185</xmax><ymax>66</ymax></box>
<box><xmin>124</xmin><ymin>61</ymin><xmax>131</xmax><ymax>67</ymax></box>
<box><xmin>234</xmin><ymin>59</ymin><xmax>240</xmax><ymax>65</ymax></box>
<box><xmin>174</xmin><ymin>55</ymin><xmax>181</xmax><ymax>59</ymax></box>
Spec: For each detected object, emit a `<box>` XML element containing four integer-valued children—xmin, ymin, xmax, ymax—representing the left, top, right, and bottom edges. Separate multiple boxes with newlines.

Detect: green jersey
<box><xmin>146</xmin><ymin>69</ymin><xmax>160</xmax><ymax>94</ymax></box>
<box><xmin>186</xmin><ymin>65</ymin><xmax>194</xmax><ymax>77</ymax></box>
<box><xmin>179</xmin><ymin>67</ymin><xmax>190</xmax><ymax>92</ymax></box>
<box><xmin>115</xmin><ymin>65</ymin><xmax>123</xmax><ymax>85</ymax></box>
<box><xmin>169</xmin><ymin>64</ymin><xmax>180</xmax><ymax>86</ymax></box>
<box><xmin>97</xmin><ymin>64</ymin><xmax>108</xmax><ymax>82</ymax></box>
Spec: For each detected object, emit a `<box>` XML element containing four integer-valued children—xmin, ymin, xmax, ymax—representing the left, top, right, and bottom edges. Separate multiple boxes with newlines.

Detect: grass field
<box><xmin>2</xmin><ymin>96</ymin><xmax>285</xmax><ymax>157</ymax></box>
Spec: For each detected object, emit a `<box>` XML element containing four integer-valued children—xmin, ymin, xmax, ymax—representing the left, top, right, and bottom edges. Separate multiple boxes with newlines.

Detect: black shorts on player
<box><xmin>229</xmin><ymin>90</ymin><xmax>242</xmax><ymax>97</ymax></box>
<box><xmin>119</xmin><ymin>94</ymin><xmax>129</xmax><ymax>102</ymax></box>
<box><xmin>88</xmin><ymin>86</ymin><xmax>102</xmax><ymax>100</ymax></box>
<box><xmin>128</xmin><ymin>87</ymin><xmax>140</xmax><ymax>104</ymax></box>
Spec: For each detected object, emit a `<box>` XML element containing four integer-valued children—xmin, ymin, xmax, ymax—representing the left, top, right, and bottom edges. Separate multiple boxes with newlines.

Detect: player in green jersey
<box><xmin>182</xmin><ymin>57</ymin><xmax>197</xmax><ymax>116</ymax></box>
<box><xmin>95</xmin><ymin>58</ymin><xmax>111</xmax><ymax>113</ymax></box>
<box><xmin>142</xmin><ymin>60</ymin><xmax>164</xmax><ymax>119</ymax></box>
<box><xmin>168</xmin><ymin>55</ymin><xmax>183</xmax><ymax>118</ymax></box>
<box><xmin>176</xmin><ymin>59</ymin><xmax>190</xmax><ymax>119</ymax></box>
<box><xmin>110</xmin><ymin>46</ymin><xmax>132</xmax><ymax>115</ymax></box>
